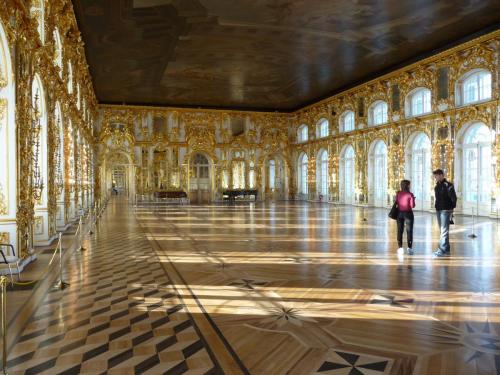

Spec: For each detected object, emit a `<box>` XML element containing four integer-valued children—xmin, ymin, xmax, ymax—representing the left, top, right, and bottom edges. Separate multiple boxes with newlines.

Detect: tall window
<box><xmin>53</xmin><ymin>28</ymin><xmax>63</xmax><ymax>77</ymax></box>
<box><xmin>317</xmin><ymin>149</ymin><xmax>328</xmax><ymax>198</ymax></box>
<box><xmin>249</xmin><ymin>161</ymin><xmax>255</xmax><ymax>188</ymax></box>
<box><xmin>406</xmin><ymin>88</ymin><xmax>431</xmax><ymax>117</ymax></box>
<box><xmin>340</xmin><ymin>111</ymin><xmax>355</xmax><ymax>132</ymax></box>
<box><xmin>316</xmin><ymin>118</ymin><xmax>329</xmax><ymax>138</ymax></box>
<box><xmin>32</xmin><ymin>74</ymin><xmax>49</xmax><ymax>242</ymax></box>
<box><xmin>269</xmin><ymin>159</ymin><xmax>276</xmax><ymax>189</ymax></box>
<box><xmin>460</xmin><ymin>123</ymin><xmax>492</xmax><ymax>214</ymax></box>
<box><xmin>459</xmin><ymin>70</ymin><xmax>492</xmax><ymax>105</ymax></box>
<box><xmin>298</xmin><ymin>153</ymin><xmax>308</xmax><ymax>196</ymax></box>
<box><xmin>297</xmin><ymin>125</ymin><xmax>308</xmax><ymax>143</ymax></box>
<box><xmin>0</xmin><ymin>20</ymin><xmax>15</xmax><ymax>225</ymax></box>
<box><xmin>369</xmin><ymin>140</ymin><xmax>388</xmax><ymax>207</ymax></box>
<box><xmin>406</xmin><ymin>132</ymin><xmax>431</xmax><ymax>210</ymax></box>
<box><xmin>369</xmin><ymin>101</ymin><xmax>388</xmax><ymax>126</ymax></box>
<box><xmin>340</xmin><ymin>146</ymin><xmax>355</xmax><ymax>204</ymax></box>
<box><xmin>232</xmin><ymin>161</ymin><xmax>245</xmax><ymax>189</ymax></box>
<box><xmin>55</xmin><ymin>101</ymin><xmax>64</xmax><ymax>196</ymax></box>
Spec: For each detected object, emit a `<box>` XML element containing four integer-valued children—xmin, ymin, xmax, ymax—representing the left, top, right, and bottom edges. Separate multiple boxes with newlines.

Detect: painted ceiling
<box><xmin>72</xmin><ymin>0</ymin><xmax>500</xmax><ymax>111</ymax></box>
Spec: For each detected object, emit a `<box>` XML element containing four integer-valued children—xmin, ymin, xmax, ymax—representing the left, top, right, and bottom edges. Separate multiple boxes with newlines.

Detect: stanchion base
<box><xmin>79</xmin><ymin>246</ymin><xmax>87</xmax><ymax>251</ymax></box>
<box><xmin>468</xmin><ymin>234</ymin><xmax>477</xmax><ymax>239</ymax></box>
<box><xmin>89</xmin><ymin>230</ymin><xmax>94</xmax><ymax>235</ymax></box>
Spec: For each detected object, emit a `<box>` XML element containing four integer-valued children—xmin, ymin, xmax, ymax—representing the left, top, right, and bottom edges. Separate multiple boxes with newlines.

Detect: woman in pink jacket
<box><xmin>396</xmin><ymin>180</ymin><xmax>416</xmax><ymax>255</ymax></box>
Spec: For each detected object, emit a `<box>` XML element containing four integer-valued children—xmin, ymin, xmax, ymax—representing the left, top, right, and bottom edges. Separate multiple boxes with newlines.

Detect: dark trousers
<box><xmin>397</xmin><ymin>211</ymin><xmax>414</xmax><ymax>248</ymax></box>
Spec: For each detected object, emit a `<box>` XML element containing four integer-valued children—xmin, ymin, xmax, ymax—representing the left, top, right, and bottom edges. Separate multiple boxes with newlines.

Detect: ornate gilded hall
<box><xmin>0</xmin><ymin>1</ymin><xmax>499</xmax><ymax>374</ymax></box>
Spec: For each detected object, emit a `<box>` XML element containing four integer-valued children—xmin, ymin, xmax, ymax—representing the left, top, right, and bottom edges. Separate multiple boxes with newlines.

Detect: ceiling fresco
<box><xmin>72</xmin><ymin>0</ymin><xmax>500</xmax><ymax>110</ymax></box>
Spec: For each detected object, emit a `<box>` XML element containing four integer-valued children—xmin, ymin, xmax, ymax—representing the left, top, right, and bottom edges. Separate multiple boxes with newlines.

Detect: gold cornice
<box><xmin>98</xmin><ymin>103</ymin><xmax>290</xmax><ymax>116</ymax></box>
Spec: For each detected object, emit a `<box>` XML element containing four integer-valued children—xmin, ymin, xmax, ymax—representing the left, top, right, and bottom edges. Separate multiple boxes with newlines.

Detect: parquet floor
<box><xmin>7</xmin><ymin>198</ymin><xmax>500</xmax><ymax>375</ymax></box>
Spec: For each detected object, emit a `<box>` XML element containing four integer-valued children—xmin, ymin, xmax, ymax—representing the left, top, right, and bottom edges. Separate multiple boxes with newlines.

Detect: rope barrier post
<box><xmin>89</xmin><ymin>208</ymin><xmax>94</xmax><ymax>235</ymax></box>
<box><xmin>468</xmin><ymin>206</ymin><xmax>477</xmax><ymax>239</ymax></box>
<box><xmin>0</xmin><ymin>275</ymin><xmax>7</xmax><ymax>375</ymax></box>
<box><xmin>78</xmin><ymin>216</ymin><xmax>87</xmax><ymax>252</ymax></box>
<box><xmin>57</xmin><ymin>233</ymin><xmax>69</xmax><ymax>290</ymax></box>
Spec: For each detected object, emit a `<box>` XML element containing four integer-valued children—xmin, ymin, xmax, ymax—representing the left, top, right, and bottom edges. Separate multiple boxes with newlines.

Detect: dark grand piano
<box><xmin>153</xmin><ymin>191</ymin><xmax>188</xmax><ymax>204</ymax></box>
<box><xmin>222</xmin><ymin>189</ymin><xmax>258</xmax><ymax>202</ymax></box>
<box><xmin>153</xmin><ymin>191</ymin><xmax>187</xmax><ymax>199</ymax></box>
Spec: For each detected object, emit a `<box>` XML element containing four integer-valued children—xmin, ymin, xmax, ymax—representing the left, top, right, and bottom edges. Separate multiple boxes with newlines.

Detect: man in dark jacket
<box><xmin>433</xmin><ymin>169</ymin><xmax>457</xmax><ymax>257</ymax></box>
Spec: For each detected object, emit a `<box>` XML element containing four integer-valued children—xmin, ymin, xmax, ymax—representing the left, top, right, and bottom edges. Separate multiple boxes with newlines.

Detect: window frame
<box><xmin>316</xmin><ymin>118</ymin><xmax>329</xmax><ymax>138</ymax></box>
<box><xmin>297</xmin><ymin>124</ymin><xmax>308</xmax><ymax>143</ymax></box>
<box><xmin>340</xmin><ymin>110</ymin><xmax>355</xmax><ymax>133</ymax></box>
<box><xmin>406</xmin><ymin>87</ymin><xmax>432</xmax><ymax>117</ymax></box>
<box><xmin>369</xmin><ymin>101</ymin><xmax>388</xmax><ymax>126</ymax></box>
<box><xmin>457</xmin><ymin>70</ymin><xmax>492</xmax><ymax>106</ymax></box>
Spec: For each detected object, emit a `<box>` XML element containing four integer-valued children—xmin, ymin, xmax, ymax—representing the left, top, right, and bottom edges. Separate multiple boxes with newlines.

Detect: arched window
<box><xmin>340</xmin><ymin>110</ymin><xmax>355</xmax><ymax>133</ymax></box>
<box><xmin>248</xmin><ymin>161</ymin><xmax>255</xmax><ymax>188</ymax></box>
<box><xmin>368</xmin><ymin>140</ymin><xmax>388</xmax><ymax>207</ymax></box>
<box><xmin>32</xmin><ymin>74</ymin><xmax>50</xmax><ymax>243</ymax></box>
<box><xmin>269</xmin><ymin>159</ymin><xmax>276</xmax><ymax>189</ymax></box>
<box><xmin>316</xmin><ymin>118</ymin><xmax>329</xmax><ymax>138</ymax></box>
<box><xmin>457</xmin><ymin>123</ymin><xmax>493</xmax><ymax>215</ymax></box>
<box><xmin>406</xmin><ymin>88</ymin><xmax>431</xmax><ymax>117</ymax></box>
<box><xmin>316</xmin><ymin>149</ymin><xmax>328</xmax><ymax>199</ymax></box>
<box><xmin>30</xmin><ymin>0</ymin><xmax>45</xmax><ymax>44</ymax></box>
<box><xmin>67</xmin><ymin>61</ymin><xmax>73</xmax><ymax>93</ymax></box>
<box><xmin>297</xmin><ymin>124</ymin><xmax>308</xmax><ymax>143</ymax></box>
<box><xmin>369</xmin><ymin>101</ymin><xmax>388</xmax><ymax>126</ymax></box>
<box><xmin>232</xmin><ymin>160</ymin><xmax>245</xmax><ymax>189</ymax></box>
<box><xmin>405</xmin><ymin>132</ymin><xmax>431</xmax><ymax>210</ymax></box>
<box><xmin>0</xmin><ymin>19</ymin><xmax>16</xmax><ymax>233</ymax></box>
<box><xmin>340</xmin><ymin>146</ymin><xmax>355</xmax><ymax>204</ymax></box>
<box><xmin>53</xmin><ymin>28</ymin><xmax>63</xmax><ymax>77</ymax></box>
<box><xmin>298</xmin><ymin>153</ymin><xmax>308</xmax><ymax>196</ymax></box>
<box><xmin>456</xmin><ymin>70</ymin><xmax>492</xmax><ymax>106</ymax></box>
<box><xmin>54</xmin><ymin>102</ymin><xmax>65</xmax><ymax>229</ymax></box>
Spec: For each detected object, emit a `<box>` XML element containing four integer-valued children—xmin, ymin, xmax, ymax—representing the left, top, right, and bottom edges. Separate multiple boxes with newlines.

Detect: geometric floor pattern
<box><xmin>7</xmin><ymin>211</ymin><xmax>220</xmax><ymax>374</ymax></box>
<box><xmin>7</xmin><ymin>198</ymin><xmax>500</xmax><ymax>375</ymax></box>
<box><xmin>313</xmin><ymin>349</ymin><xmax>392</xmax><ymax>375</ymax></box>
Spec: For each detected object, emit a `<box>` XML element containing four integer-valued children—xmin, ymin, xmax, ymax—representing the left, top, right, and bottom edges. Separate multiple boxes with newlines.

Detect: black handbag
<box><xmin>388</xmin><ymin>201</ymin><xmax>399</xmax><ymax>220</ymax></box>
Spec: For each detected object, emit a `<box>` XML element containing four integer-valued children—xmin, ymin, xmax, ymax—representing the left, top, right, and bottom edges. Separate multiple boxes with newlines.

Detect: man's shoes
<box><xmin>406</xmin><ymin>248</ymin><xmax>414</xmax><ymax>255</ymax></box>
<box><xmin>433</xmin><ymin>249</ymin><xmax>450</xmax><ymax>257</ymax></box>
<box><xmin>397</xmin><ymin>247</ymin><xmax>405</xmax><ymax>255</ymax></box>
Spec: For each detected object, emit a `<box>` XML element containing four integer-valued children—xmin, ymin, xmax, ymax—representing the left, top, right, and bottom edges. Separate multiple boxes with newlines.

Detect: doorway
<box><xmin>189</xmin><ymin>153</ymin><xmax>211</xmax><ymax>204</ymax></box>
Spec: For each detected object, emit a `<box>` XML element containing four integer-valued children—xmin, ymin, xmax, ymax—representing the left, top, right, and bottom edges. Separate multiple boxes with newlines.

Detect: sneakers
<box><xmin>406</xmin><ymin>248</ymin><xmax>414</xmax><ymax>255</ymax></box>
<box><xmin>397</xmin><ymin>247</ymin><xmax>405</xmax><ymax>255</ymax></box>
<box><xmin>433</xmin><ymin>249</ymin><xmax>450</xmax><ymax>257</ymax></box>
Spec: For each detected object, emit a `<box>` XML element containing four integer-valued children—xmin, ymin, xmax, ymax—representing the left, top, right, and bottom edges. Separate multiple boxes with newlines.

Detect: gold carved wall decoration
<box><xmin>0</xmin><ymin>183</ymin><xmax>7</xmax><ymax>215</ymax></box>
<box><xmin>0</xmin><ymin>232</ymin><xmax>10</xmax><ymax>244</ymax></box>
